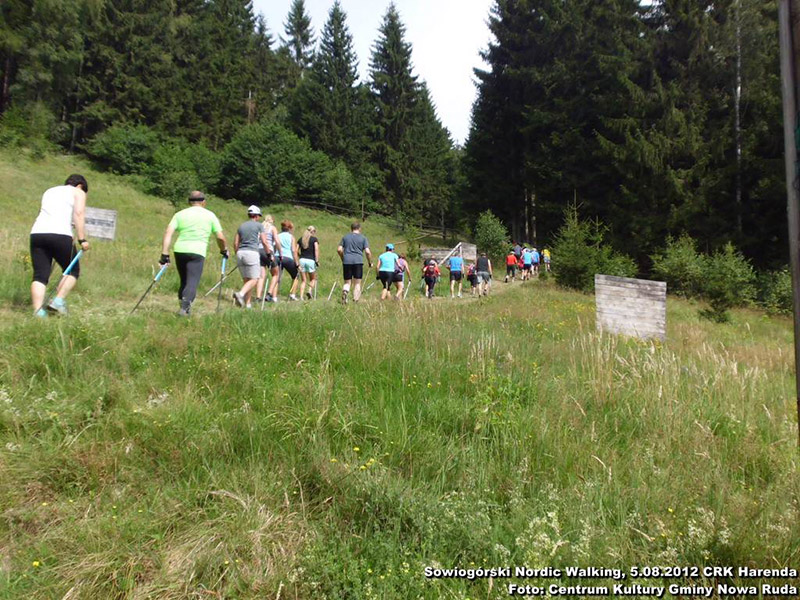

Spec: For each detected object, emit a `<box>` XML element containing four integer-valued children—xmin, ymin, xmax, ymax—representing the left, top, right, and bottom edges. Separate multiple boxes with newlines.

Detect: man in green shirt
<box><xmin>160</xmin><ymin>191</ymin><xmax>229</xmax><ymax>316</ymax></box>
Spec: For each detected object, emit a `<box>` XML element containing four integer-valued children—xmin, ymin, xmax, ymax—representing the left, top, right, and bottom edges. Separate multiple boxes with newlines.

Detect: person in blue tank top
<box><xmin>532</xmin><ymin>248</ymin><xmax>540</xmax><ymax>275</ymax></box>
<box><xmin>447</xmin><ymin>254</ymin><xmax>464</xmax><ymax>298</ymax></box>
<box><xmin>377</xmin><ymin>243</ymin><xmax>399</xmax><ymax>300</ymax></box>
<box><xmin>277</xmin><ymin>220</ymin><xmax>300</xmax><ymax>301</ymax></box>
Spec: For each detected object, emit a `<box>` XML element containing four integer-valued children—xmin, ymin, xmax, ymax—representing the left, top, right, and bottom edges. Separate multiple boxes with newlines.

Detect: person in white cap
<box><xmin>232</xmin><ymin>205</ymin><xmax>271</xmax><ymax>308</ymax></box>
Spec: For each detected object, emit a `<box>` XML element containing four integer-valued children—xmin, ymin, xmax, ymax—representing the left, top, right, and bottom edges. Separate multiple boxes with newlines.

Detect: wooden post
<box><xmin>778</xmin><ymin>0</ymin><xmax>800</xmax><ymax>448</ymax></box>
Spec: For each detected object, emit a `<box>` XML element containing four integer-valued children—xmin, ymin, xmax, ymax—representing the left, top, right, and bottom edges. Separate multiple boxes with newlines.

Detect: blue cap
<box><xmin>386</xmin><ymin>243</ymin><xmax>394</xmax><ymax>250</ymax></box>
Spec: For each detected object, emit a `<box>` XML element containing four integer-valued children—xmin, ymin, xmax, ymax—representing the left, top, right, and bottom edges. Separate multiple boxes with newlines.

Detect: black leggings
<box><xmin>175</xmin><ymin>252</ymin><xmax>205</xmax><ymax>307</ymax></box>
<box><xmin>30</xmin><ymin>233</ymin><xmax>80</xmax><ymax>284</ymax></box>
<box><xmin>425</xmin><ymin>276</ymin><xmax>436</xmax><ymax>295</ymax></box>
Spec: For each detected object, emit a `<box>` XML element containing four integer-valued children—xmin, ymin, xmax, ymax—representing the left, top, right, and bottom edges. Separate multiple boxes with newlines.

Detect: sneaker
<box><xmin>305</xmin><ymin>292</ymin><xmax>312</xmax><ymax>300</ymax></box>
<box><xmin>233</xmin><ymin>291</ymin><xmax>245</xmax><ymax>307</ymax></box>
<box><xmin>177</xmin><ymin>307</ymin><xmax>190</xmax><ymax>317</ymax></box>
<box><xmin>46</xmin><ymin>297</ymin><xmax>67</xmax><ymax>315</ymax></box>
<box><xmin>289</xmin><ymin>294</ymin><xmax>299</xmax><ymax>301</ymax></box>
<box><xmin>458</xmin><ymin>293</ymin><xmax>462</xmax><ymax>298</ymax></box>
<box><xmin>35</xmin><ymin>308</ymin><xmax>48</xmax><ymax>318</ymax></box>
<box><xmin>341</xmin><ymin>289</ymin><xmax>349</xmax><ymax>305</ymax></box>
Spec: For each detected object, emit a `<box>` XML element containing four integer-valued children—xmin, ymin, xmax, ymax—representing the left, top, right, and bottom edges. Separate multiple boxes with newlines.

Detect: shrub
<box><xmin>650</xmin><ymin>234</ymin><xmax>705</xmax><ymax>297</ymax></box>
<box><xmin>551</xmin><ymin>205</ymin><xmax>637</xmax><ymax>292</ymax></box>
<box><xmin>86</xmin><ymin>124</ymin><xmax>161</xmax><ymax>174</ymax></box>
<box><xmin>699</xmin><ymin>243</ymin><xmax>756</xmax><ymax>322</ymax></box>
<box><xmin>758</xmin><ymin>269</ymin><xmax>792</xmax><ymax>316</ymax></box>
<box><xmin>147</xmin><ymin>141</ymin><xmax>220</xmax><ymax>206</ymax></box>
<box><xmin>474</xmin><ymin>210</ymin><xmax>509</xmax><ymax>263</ymax></box>
<box><xmin>220</xmin><ymin>121</ymin><xmax>331</xmax><ymax>204</ymax></box>
<box><xmin>0</xmin><ymin>102</ymin><xmax>59</xmax><ymax>156</ymax></box>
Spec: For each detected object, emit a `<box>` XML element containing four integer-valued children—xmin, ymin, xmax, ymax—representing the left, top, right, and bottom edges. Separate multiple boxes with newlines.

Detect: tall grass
<box><xmin>0</xmin><ymin>151</ymin><xmax>798</xmax><ymax>599</ymax></box>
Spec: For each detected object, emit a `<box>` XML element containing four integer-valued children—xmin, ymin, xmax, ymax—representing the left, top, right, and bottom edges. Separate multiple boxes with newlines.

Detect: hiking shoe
<box><xmin>35</xmin><ymin>308</ymin><xmax>48</xmax><ymax>319</ymax></box>
<box><xmin>289</xmin><ymin>294</ymin><xmax>299</xmax><ymax>301</ymax></box>
<box><xmin>177</xmin><ymin>307</ymin><xmax>190</xmax><ymax>317</ymax></box>
<box><xmin>233</xmin><ymin>291</ymin><xmax>245</xmax><ymax>307</ymax></box>
<box><xmin>458</xmin><ymin>293</ymin><xmax>462</xmax><ymax>298</ymax></box>
<box><xmin>341</xmin><ymin>289</ymin><xmax>349</xmax><ymax>305</ymax></box>
<box><xmin>46</xmin><ymin>298</ymin><xmax>67</xmax><ymax>315</ymax></box>
<box><xmin>305</xmin><ymin>292</ymin><xmax>312</xmax><ymax>300</ymax></box>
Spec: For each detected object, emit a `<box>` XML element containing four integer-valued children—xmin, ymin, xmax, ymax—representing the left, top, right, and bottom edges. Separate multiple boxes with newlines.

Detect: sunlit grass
<box><xmin>0</xmin><ymin>149</ymin><xmax>798</xmax><ymax>599</ymax></box>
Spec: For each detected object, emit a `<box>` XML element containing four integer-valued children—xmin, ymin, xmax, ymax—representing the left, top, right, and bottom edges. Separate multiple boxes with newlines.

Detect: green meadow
<box><xmin>0</xmin><ymin>151</ymin><xmax>798</xmax><ymax>599</ymax></box>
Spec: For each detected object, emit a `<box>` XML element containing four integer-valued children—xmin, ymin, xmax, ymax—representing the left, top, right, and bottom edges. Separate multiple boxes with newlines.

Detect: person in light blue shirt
<box><xmin>522</xmin><ymin>248</ymin><xmax>533</xmax><ymax>281</ymax></box>
<box><xmin>532</xmin><ymin>248</ymin><xmax>540</xmax><ymax>275</ymax></box>
<box><xmin>447</xmin><ymin>254</ymin><xmax>464</xmax><ymax>298</ymax></box>
<box><xmin>377</xmin><ymin>243</ymin><xmax>400</xmax><ymax>300</ymax></box>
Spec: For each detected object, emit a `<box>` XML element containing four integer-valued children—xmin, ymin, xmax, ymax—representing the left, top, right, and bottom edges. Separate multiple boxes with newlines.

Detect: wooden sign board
<box><xmin>595</xmin><ymin>274</ymin><xmax>666</xmax><ymax>341</ymax></box>
<box><xmin>421</xmin><ymin>242</ymin><xmax>477</xmax><ymax>263</ymax></box>
<box><xmin>85</xmin><ymin>207</ymin><xmax>117</xmax><ymax>241</ymax></box>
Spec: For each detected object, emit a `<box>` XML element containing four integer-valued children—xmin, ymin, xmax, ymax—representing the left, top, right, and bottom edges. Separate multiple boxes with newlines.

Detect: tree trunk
<box><xmin>531</xmin><ymin>188</ymin><xmax>538</xmax><ymax>246</ymax></box>
<box><xmin>1</xmin><ymin>56</ymin><xmax>12</xmax><ymax>114</ymax></box>
<box><xmin>735</xmin><ymin>0</ymin><xmax>743</xmax><ymax>235</ymax></box>
<box><xmin>524</xmin><ymin>187</ymin><xmax>530</xmax><ymax>243</ymax></box>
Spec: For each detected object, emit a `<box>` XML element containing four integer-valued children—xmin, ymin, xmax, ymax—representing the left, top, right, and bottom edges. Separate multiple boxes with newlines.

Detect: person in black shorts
<box><xmin>29</xmin><ymin>174</ymin><xmax>90</xmax><ymax>316</ymax></box>
<box><xmin>337</xmin><ymin>222</ymin><xmax>373</xmax><ymax>304</ymax></box>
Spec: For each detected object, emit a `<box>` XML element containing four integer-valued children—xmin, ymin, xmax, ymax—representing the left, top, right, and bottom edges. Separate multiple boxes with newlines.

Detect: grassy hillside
<box><xmin>0</xmin><ymin>150</ymin><xmax>435</xmax><ymax>318</ymax></box>
<box><xmin>0</xmin><ymin>151</ymin><xmax>798</xmax><ymax>599</ymax></box>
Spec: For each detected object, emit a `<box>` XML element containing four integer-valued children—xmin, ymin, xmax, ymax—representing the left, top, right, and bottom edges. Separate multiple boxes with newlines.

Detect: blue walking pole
<box><xmin>130</xmin><ymin>264</ymin><xmax>169</xmax><ymax>314</ymax></box>
<box><xmin>39</xmin><ymin>249</ymin><xmax>83</xmax><ymax>314</ymax></box>
<box><xmin>216</xmin><ymin>257</ymin><xmax>227</xmax><ymax>313</ymax></box>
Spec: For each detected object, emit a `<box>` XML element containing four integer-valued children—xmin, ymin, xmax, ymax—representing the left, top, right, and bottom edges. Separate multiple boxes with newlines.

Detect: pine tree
<box><xmin>369</xmin><ymin>3</ymin><xmax>421</xmax><ymax>218</ymax></box>
<box><xmin>282</xmin><ymin>0</ymin><xmax>315</xmax><ymax>71</ymax></box>
<box><xmin>290</xmin><ymin>1</ymin><xmax>366</xmax><ymax>168</ymax></box>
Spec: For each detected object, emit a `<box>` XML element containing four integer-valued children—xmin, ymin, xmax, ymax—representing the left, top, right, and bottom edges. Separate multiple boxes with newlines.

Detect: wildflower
<box><xmin>353</xmin><ymin>447</ymin><xmax>360</xmax><ymax>452</ymax></box>
<box><xmin>360</xmin><ymin>465</ymin><xmax>367</xmax><ymax>471</ymax></box>
<box><xmin>32</xmin><ymin>561</ymin><xmax>40</xmax><ymax>568</ymax></box>
<box><xmin>668</xmin><ymin>508</ymin><xmax>674</xmax><ymax>513</ymax></box>
<box><xmin>330</xmin><ymin>458</ymin><xmax>338</xmax><ymax>463</ymax></box>
<box><xmin>41</xmin><ymin>502</ymin><xmax>48</xmax><ymax>507</ymax></box>
<box><xmin>367</xmin><ymin>568</ymin><xmax>373</xmax><ymax>574</ymax></box>
<box><xmin>224</xmin><ymin>560</ymin><xmax>230</xmax><ymax>565</ymax></box>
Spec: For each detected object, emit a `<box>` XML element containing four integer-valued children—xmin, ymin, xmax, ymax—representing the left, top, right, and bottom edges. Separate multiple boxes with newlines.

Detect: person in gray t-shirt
<box><xmin>337</xmin><ymin>222</ymin><xmax>373</xmax><ymax>303</ymax></box>
<box><xmin>232</xmin><ymin>205</ymin><xmax>270</xmax><ymax>308</ymax></box>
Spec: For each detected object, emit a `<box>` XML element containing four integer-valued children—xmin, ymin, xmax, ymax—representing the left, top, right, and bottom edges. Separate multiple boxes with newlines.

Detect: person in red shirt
<box><xmin>422</xmin><ymin>259</ymin><xmax>441</xmax><ymax>299</ymax></box>
<box><xmin>505</xmin><ymin>250</ymin><xmax>517</xmax><ymax>283</ymax></box>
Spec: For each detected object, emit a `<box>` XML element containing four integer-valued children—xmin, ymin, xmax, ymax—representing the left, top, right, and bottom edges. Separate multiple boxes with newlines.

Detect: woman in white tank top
<box><xmin>29</xmin><ymin>174</ymin><xmax>90</xmax><ymax>316</ymax></box>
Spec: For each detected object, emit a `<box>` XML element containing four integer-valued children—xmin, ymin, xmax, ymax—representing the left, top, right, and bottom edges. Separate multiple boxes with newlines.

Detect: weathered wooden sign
<box><xmin>85</xmin><ymin>207</ymin><xmax>117</xmax><ymax>240</ymax></box>
<box><xmin>595</xmin><ymin>274</ymin><xmax>666</xmax><ymax>341</ymax></box>
<box><xmin>421</xmin><ymin>242</ymin><xmax>477</xmax><ymax>263</ymax></box>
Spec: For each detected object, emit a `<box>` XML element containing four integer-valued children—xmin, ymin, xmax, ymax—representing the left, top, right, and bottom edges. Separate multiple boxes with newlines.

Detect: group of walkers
<box><xmin>419</xmin><ymin>250</ymin><xmax>495</xmax><ymax>299</ymax></box>
<box><xmin>28</xmin><ymin>180</ymin><xmax>551</xmax><ymax>317</ymax></box>
<box><xmin>504</xmin><ymin>241</ymin><xmax>550</xmax><ymax>283</ymax></box>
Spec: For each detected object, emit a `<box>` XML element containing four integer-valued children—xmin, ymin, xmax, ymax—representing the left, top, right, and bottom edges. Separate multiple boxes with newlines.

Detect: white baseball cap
<box><xmin>247</xmin><ymin>205</ymin><xmax>262</xmax><ymax>216</ymax></box>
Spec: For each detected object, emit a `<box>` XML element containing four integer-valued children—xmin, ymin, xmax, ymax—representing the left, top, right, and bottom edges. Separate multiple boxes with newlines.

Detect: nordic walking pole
<box><xmin>327</xmin><ymin>281</ymin><xmax>338</xmax><ymax>301</ymax></box>
<box><xmin>260</xmin><ymin>271</ymin><xmax>271</xmax><ymax>311</ymax></box>
<box><xmin>204</xmin><ymin>264</ymin><xmax>238</xmax><ymax>297</ymax></box>
<box><xmin>216</xmin><ymin>257</ymin><xmax>227</xmax><ymax>313</ymax></box>
<box><xmin>131</xmin><ymin>264</ymin><xmax>168</xmax><ymax>314</ymax></box>
<box><xmin>39</xmin><ymin>250</ymin><xmax>83</xmax><ymax>313</ymax></box>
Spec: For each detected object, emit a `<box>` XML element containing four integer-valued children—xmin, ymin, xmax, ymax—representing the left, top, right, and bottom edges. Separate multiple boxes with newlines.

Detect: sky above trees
<box><xmin>253</xmin><ymin>0</ymin><xmax>494</xmax><ymax>144</ymax></box>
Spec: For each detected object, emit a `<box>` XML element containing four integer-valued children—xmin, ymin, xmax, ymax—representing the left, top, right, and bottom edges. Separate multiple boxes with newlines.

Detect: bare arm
<box><xmin>292</xmin><ymin>237</ymin><xmax>299</xmax><ymax>264</ymax></box>
<box><xmin>488</xmin><ymin>259</ymin><xmax>493</xmax><ymax>276</ymax></box>
<box><xmin>314</xmin><ymin>240</ymin><xmax>319</xmax><ymax>264</ymax></box>
<box><xmin>365</xmin><ymin>247</ymin><xmax>373</xmax><ymax>267</ymax></box>
<box><xmin>161</xmin><ymin>225</ymin><xmax>176</xmax><ymax>255</ymax></box>
<box><xmin>72</xmin><ymin>188</ymin><xmax>89</xmax><ymax>251</ymax></box>
<box><xmin>234</xmin><ymin>232</ymin><xmax>241</xmax><ymax>254</ymax></box>
<box><xmin>215</xmin><ymin>230</ymin><xmax>228</xmax><ymax>253</ymax></box>
<box><xmin>337</xmin><ymin>244</ymin><xmax>344</xmax><ymax>261</ymax></box>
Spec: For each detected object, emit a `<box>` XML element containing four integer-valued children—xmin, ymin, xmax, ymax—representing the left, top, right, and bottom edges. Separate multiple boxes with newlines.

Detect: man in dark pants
<box><xmin>160</xmin><ymin>191</ymin><xmax>229</xmax><ymax>316</ymax></box>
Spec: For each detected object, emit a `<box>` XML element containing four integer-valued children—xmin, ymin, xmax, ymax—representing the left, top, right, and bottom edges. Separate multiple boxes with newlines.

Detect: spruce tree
<box><xmin>369</xmin><ymin>4</ymin><xmax>420</xmax><ymax>217</ymax></box>
<box><xmin>290</xmin><ymin>1</ymin><xmax>366</xmax><ymax>168</ymax></box>
<box><xmin>283</xmin><ymin>0</ymin><xmax>315</xmax><ymax>71</ymax></box>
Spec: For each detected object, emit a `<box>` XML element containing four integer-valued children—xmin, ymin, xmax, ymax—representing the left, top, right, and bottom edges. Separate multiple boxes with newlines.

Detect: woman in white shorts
<box><xmin>233</xmin><ymin>206</ymin><xmax>270</xmax><ymax>308</ymax></box>
<box><xmin>297</xmin><ymin>225</ymin><xmax>319</xmax><ymax>300</ymax></box>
